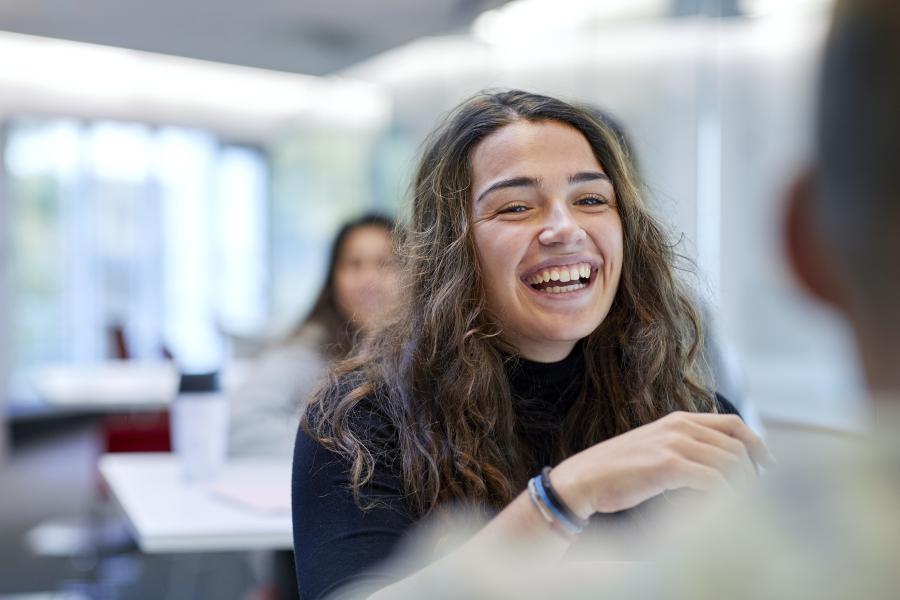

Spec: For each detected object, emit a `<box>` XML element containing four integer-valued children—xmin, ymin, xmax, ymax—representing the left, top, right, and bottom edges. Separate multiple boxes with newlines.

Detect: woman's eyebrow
<box><xmin>476</xmin><ymin>176</ymin><xmax>539</xmax><ymax>204</ymax></box>
<box><xmin>569</xmin><ymin>171</ymin><xmax>610</xmax><ymax>185</ymax></box>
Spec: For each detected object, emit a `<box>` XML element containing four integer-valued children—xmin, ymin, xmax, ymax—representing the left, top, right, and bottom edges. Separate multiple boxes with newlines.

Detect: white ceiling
<box><xmin>0</xmin><ymin>0</ymin><xmax>508</xmax><ymax>75</ymax></box>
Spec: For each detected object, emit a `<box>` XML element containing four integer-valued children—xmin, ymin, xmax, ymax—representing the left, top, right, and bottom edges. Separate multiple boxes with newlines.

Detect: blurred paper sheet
<box><xmin>204</xmin><ymin>462</ymin><xmax>292</xmax><ymax>514</ymax></box>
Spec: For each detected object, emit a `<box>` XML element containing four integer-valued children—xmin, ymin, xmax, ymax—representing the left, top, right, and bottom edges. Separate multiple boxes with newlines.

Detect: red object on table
<box><xmin>102</xmin><ymin>411</ymin><xmax>171</xmax><ymax>453</ymax></box>
<box><xmin>101</xmin><ymin>325</ymin><xmax>173</xmax><ymax>453</ymax></box>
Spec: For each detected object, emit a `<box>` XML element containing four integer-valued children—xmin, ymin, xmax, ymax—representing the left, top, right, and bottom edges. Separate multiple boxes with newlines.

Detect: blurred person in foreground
<box><xmin>229</xmin><ymin>213</ymin><xmax>398</xmax><ymax>457</ymax></box>
<box><xmin>360</xmin><ymin>1</ymin><xmax>900</xmax><ymax>598</ymax></box>
<box><xmin>627</xmin><ymin>0</ymin><xmax>900</xmax><ymax>596</ymax></box>
<box><xmin>292</xmin><ymin>89</ymin><xmax>772</xmax><ymax>600</ymax></box>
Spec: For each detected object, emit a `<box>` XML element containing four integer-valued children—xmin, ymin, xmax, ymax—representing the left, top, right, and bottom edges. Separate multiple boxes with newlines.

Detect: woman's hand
<box><xmin>550</xmin><ymin>412</ymin><xmax>774</xmax><ymax>520</ymax></box>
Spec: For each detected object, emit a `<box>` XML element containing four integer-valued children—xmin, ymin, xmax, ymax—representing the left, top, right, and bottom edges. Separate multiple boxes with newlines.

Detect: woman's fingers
<box><xmin>679</xmin><ymin>419</ymin><xmax>758</xmax><ymax>480</ymax></box>
<box><xmin>662</xmin><ymin>457</ymin><xmax>730</xmax><ymax>494</ymax></box>
<box><xmin>667</xmin><ymin>412</ymin><xmax>775</xmax><ymax>467</ymax></box>
<box><xmin>669</xmin><ymin>436</ymin><xmax>756</xmax><ymax>488</ymax></box>
<box><xmin>564</xmin><ymin>411</ymin><xmax>772</xmax><ymax>515</ymax></box>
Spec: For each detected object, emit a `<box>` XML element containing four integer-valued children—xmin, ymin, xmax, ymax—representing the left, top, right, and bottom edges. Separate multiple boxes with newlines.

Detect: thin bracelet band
<box><xmin>532</xmin><ymin>474</ymin><xmax>584</xmax><ymax>536</ymax></box>
<box><xmin>527</xmin><ymin>476</ymin><xmax>577</xmax><ymax>542</ymax></box>
<box><xmin>540</xmin><ymin>466</ymin><xmax>590</xmax><ymax>530</ymax></box>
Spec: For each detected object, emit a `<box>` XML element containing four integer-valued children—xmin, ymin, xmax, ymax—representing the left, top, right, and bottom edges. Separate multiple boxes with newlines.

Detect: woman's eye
<box><xmin>576</xmin><ymin>195</ymin><xmax>610</xmax><ymax>207</ymax></box>
<box><xmin>498</xmin><ymin>204</ymin><xmax>529</xmax><ymax>214</ymax></box>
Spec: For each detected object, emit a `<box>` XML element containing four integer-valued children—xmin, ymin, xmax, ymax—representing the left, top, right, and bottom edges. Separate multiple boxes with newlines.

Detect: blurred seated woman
<box><xmin>229</xmin><ymin>213</ymin><xmax>398</xmax><ymax>456</ymax></box>
<box><xmin>292</xmin><ymin>91</ymin><xmax>772</xmax><ymax>600</ymax></box>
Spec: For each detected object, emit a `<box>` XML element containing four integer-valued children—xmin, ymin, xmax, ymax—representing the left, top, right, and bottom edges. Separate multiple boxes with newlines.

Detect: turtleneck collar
<box><xmin>500</xmin><ymin>340</ymin><xmax>585</xmax><ymax>468</ymax></box>
<box><xmin>504</xmin><ymin>340</ymin><xmax>585</xmax><ymax>418</ymax></box>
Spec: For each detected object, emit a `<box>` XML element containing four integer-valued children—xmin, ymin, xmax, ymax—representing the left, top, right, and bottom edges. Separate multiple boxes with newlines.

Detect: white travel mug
<box><xmin>171</xmin><ymin>371</ymin><xmax>228</xmax><ymax>482</ymax></box>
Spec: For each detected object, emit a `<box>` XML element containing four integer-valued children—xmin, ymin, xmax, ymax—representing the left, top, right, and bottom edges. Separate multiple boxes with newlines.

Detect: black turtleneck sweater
<box><xmin>291</xmin><ymin>346</ymin><xmax>739</xmax><ymax>600</ymax></box>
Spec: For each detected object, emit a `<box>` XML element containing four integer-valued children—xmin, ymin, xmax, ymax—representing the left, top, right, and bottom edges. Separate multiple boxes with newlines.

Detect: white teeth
<box><xmin>542</xmin><ymin>282</ymin><xmax>586</xmax><ymax>294</ymax></box>
<box><xmin>527</xmin><ymin>263</ymin><xmax>593</xmax><ymax>287</ymax></box>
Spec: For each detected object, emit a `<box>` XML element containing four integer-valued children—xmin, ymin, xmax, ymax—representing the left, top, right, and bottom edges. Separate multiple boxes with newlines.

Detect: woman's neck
<box><xmin>511</xmin><ymin>339</ymin><xmax>579</xmax><ymax>363</ymax></box>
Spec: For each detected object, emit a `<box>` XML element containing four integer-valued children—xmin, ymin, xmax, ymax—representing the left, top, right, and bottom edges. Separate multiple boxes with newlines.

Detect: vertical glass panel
<box><xmin>5</xmin><ymin>120</ymin><xmax>79</xmax><ymax>395</ymax></box>
<box><xmin>214</xmin><ymin>146</ymin><xmax>268</xmax><ymax>336</ymax></box>
<box><xmin>156</xmin><ymin>127</ymin><xmax>222</xmax><ymax>372</ymax></box>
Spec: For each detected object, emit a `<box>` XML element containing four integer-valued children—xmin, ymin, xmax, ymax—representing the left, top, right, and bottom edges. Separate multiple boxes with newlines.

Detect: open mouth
<box><xmin>523</xmin><ymin>262</ymin><xmax>595</xmax><ymax>295</ymax></box>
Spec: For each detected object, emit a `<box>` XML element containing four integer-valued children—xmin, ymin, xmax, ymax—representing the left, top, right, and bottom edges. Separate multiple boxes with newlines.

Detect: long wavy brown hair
<box><xmin>303</xmin><ymin>90</ymin><xmax>715</xmax><ymax>516</ymax></box>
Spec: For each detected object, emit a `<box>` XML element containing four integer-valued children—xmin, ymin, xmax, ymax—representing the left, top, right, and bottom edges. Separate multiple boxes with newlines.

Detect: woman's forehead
<box><xmin>470</xmin><ymin>120</ymin><xmax>605</xmax><ymax>190</ymax></box>
<box><xmin>340</xmin><ymin>226</ymin><xmax>391</xmax><ymax>258</ymax></box>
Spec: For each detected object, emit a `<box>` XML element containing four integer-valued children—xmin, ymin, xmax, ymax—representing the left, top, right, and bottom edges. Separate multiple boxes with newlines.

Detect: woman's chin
<box><xmin>506</xmin><ymin>325</ymin><xmax>597</xmax><ymax>361</ymax></box>
<box><xmin>535</xmin><ymin>317</ymin><xmax>601</xmax><ymax>343</ymax></box>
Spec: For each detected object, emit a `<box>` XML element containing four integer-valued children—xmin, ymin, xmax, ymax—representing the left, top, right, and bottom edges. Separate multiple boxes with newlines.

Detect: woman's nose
<box><xmin>537</xmin><ymin>204</ymin><xmax>586</xmax><ymax>247</ymax></box>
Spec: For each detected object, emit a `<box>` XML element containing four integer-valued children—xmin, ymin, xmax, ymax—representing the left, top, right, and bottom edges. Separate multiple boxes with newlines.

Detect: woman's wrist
<box><xmin>547</xmin><ymin>459</ymin><xmax>594</xmax><ymax>521</ymax></box>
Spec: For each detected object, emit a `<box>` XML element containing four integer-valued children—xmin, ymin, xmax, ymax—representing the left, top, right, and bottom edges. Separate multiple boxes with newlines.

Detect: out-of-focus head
<box><xmin>786</xmin><ymin>0</ymin><xmax>900</xmax><ymax>391</ymax></box>
<box><xmin>304</xmin><ymin>214</ymin><xmax>398</xmax><ymax>355</ymax></box>
<box><xmin>410</xmin><ymin>90</ymin><xmax>666</xmax><ymax>361</ymax></box>
<box><xmin>332</xmin><ymin>219</ymin><xmax>398</xmax><ymax>330</ymax></box>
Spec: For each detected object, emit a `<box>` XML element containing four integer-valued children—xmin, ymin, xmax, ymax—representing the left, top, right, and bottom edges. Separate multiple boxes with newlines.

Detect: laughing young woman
<box><xmin>292</xmin><ymin>90</ymin><xmax>772</xmax><ymax>600</ymax></box>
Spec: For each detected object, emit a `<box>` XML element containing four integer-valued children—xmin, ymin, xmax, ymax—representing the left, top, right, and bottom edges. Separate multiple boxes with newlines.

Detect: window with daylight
<box><xmin>2</xmin><ymin>118</ymin><xmax>268</xmax><ymax>407</ymax></box>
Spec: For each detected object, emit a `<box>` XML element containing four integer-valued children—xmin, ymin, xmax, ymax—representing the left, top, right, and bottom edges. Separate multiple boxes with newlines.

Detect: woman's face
<box><xmin>470</xmin><ymin>119</ymin><xmax>624</xmax><ymax>362</ymax></box>
<box><xmin>333</xmin><ymin>225</ymin><xmax>398</xmax><ymax>330</ymax></box>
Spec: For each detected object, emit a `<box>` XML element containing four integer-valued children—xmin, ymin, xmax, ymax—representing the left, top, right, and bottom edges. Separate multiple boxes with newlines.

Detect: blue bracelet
<box><xmin>530</xmin><ymin>474</ymin><xmax>585</xmax><ymax>536</ymax></box>
<box><xmin>540</xmin><ymin>467</ymin><xmax>589</xmax><ymax>529</ymax></box>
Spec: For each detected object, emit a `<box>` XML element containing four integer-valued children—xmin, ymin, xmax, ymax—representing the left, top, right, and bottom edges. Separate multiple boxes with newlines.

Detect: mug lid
<box><xmin>178</xmin><ymin>371</ymin><xmax>220</xmax><ymax>393</ymax></box>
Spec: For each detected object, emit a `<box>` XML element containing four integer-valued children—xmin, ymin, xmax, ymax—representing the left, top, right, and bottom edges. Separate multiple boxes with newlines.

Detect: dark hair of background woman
<box><xmin>291</xmin><ymin>213</ymin><xmax>395</xmax><ymax>359</ymax></box>
<box><xmin>304</xmin><ymin>90</ymin><xmax>715</xmax><ymax>517</ymax></box>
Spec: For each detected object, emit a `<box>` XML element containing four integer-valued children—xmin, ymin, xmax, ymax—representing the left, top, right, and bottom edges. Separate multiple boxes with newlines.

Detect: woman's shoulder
<box><xmin>307</xmin><ymin>370</ymin><xmax>400</xmax><ymax>447</ymax></box>
<box><xmin>294</xmin><ymin>375</ymin><xmax>406</xmax><ymax>503</ymax></box>
<box><xmin>714</xmin><ymin>393</ymin><xmax>741</xmax><ymax>418</ymax></box>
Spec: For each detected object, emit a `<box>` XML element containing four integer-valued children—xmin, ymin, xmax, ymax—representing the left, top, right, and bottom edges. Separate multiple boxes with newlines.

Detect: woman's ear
<box><xmin>784</xmin><ymin>169</ymin><xmax>848</xmax><ymax>310</ymax></box>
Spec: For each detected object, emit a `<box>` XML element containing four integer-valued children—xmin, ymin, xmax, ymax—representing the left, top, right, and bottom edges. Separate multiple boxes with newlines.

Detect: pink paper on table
<box><xmin>204</xmin><ymin>463</ymin><xmax>292</xmax><ymax>514</ymax></box>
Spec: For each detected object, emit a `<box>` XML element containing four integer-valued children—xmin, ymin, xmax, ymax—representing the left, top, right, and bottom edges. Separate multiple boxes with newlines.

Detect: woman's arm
<box><xmin>365</xmin><ymin>411</ymin><xmax>772</xmax><ymax>599</ymax></box>
<box><xmin>292</xmin><ymin>425</ymin><xmax>417</xmax><ymax>600</ymax></box>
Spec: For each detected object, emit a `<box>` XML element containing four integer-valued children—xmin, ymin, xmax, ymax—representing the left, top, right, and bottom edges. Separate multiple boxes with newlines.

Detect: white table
<box><xmin>31</xmin><ymin>360</ymin><xmax>252</xmax><ymax>413</ymax></box>
<box><xmin>31</xmin><ymin>362</ymin><xmax>179</xmax><ymax>412</ymax></box>
<box><xmin>99</xmin><ymin>453</ymin><xmax>293</xmax><ymax>553</ymax></box>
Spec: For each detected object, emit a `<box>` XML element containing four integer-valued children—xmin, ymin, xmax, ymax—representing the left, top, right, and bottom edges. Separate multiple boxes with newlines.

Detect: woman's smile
<box><xmin>520</xmin><ymin>258</ymin><xmax>598</xmax><ymax>297</ymax></box>
<box><xmin>514</xmin><ymin>254</ymin><xmax>608</xmax><ymax>320</ymax></box>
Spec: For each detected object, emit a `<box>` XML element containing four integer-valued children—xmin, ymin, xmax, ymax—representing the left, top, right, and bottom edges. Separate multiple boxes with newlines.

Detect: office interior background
<box><xmin>0</xmin><ymin>0</ymin><xmax>857</xmax><ymax>597</ymax></box>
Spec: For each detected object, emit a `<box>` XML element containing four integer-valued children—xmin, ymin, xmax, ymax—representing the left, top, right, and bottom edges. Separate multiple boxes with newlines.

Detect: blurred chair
<box><xmin>101</xmin><ymin>323</ymin><xmax>172</xmax><ymax>453</ymax></box>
